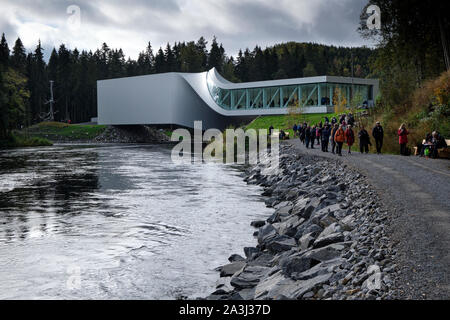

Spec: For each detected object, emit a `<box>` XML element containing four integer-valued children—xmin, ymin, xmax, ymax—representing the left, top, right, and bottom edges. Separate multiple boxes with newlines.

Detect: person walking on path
<box><xmin>293</xmin><ymin>124</ymin><xmax>298</xmax><ymax>137</ymax></box>
<box><xmin>372</xmin><ymin>121</ymin><xmax>384</xmax><ymax>154</ymax></box>
<box><xmin>310</xmin><ymin>125</ymin><xmax>316</xmax><ymax>147</ymax></box>
<box><xmin>358</xmin><ymin>125</ymin><xmax>372</xmax><ymax>154</ymax></box>
<box><xmin>321</xmin><ymin>124</ymin><xmax>331</xmax><ymax>152</ymax></box>
<box><xmin>398</xmin><ymin>123</ymin><xmax>409</xmax><ymax>155</ymax></box>
<box><xmin>345</xmin><ymin>125</ymin><xmax>355</xmax><ymax>154</ymax></box>
<box><xmin>299</xmin><ymin>123</ymin><xmax>306</xmax><ymax>144</ymax></box>
<box><xmin>334</xmin><ymin>124</ymin><xmax>346</xmax><ymax>156</ymax></box>
<box><xmin>330</xmin><ymin>123</ymin><xmax>338</xmax><ymax>154</ymax></box>
<box><xmin>308</xmin><ymin>125</ymin><xmax>316</xmax><ymax>149</ymax></box>
<box><xmin>305</xmin><ymin>124</ymin><xmax>311</xmax><ymax>148</ymax></box>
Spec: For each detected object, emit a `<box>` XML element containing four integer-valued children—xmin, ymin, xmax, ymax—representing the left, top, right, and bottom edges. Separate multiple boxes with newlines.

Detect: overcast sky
<box><xmin>0</xmin><ymin>0</ymin><xmax>374</xmax><ymax>60</ymax></box>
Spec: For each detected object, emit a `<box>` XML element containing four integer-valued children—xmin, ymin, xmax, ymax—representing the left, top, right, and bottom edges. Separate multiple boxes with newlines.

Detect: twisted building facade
<box><xmin>97</xmin><ymin>68</ymin><xmax>379</xmax><ymax>129</ymax></box>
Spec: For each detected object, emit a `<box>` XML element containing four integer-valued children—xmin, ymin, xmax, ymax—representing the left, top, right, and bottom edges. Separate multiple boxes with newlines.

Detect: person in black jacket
<box><xmin>299</xmin><ymin>123</ymin><xmax>306</xmax><ymax>144</ymax></box>
<box><xmin>372</xmin><ymin>122</ymin><xmax>384</xmax><ymax>154</ymax></box>
<box><xmin>305</xmin><ymin>125</ymin><xmax>311</xmax><ymax>148</ymax></box>
<box><xmin>358</xmin><ymin>125</ymin><xmax>371</xmax><ymax>154</ymax></box>
<box><xmin>310</xmin><ymin>125</ymin><xmax>316</xmax><ymax>148</ymax></box>
<box><xmin>321</xmin><ymin>124</ymin><xmax>331</xmax><ymax>152</ymax></box>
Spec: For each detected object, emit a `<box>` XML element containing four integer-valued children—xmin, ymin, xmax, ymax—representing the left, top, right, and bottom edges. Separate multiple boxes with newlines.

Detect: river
<box><xmin>0</xmin><ymin>144</ymin><xmax>272</xmax><ymax>299</ymax></box>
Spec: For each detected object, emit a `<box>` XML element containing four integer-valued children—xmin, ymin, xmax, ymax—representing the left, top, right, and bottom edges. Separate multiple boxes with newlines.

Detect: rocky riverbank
<box><xmin>205</xmin><ymin>144</ymin><xmax>400</xmax><ymax>300</ymax></box>
<box><xmin>23</xmin><ymin>122</ymin><xmax>171</xmax><ymax>144</ymax></box>
<box><xmin>93</xmin><ymin>125</ymin><xmax>170</xmax><ymax>143</ymax></box>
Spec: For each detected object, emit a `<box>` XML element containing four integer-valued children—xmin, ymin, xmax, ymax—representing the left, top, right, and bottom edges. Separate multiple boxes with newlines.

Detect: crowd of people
<box><xmin>273</xmin><ymin>113</ymin><xmax>448</xmax><ymax>158</ymax></box>
<box><xmin>290</xmin><ymin>113</ymin><xmax>383</xmax><ymax>157</ymax></box>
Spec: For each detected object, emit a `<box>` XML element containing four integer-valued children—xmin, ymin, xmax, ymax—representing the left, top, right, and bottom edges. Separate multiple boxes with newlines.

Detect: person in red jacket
<box><xmin>398</xmin><ymin>123</ymin><xmax>409</xmax><ymax>155</ymax></box>
<box><xmin>345</xmin><ymin>125</ymin><xmax>355</xmax><ymax>154</ymax></box>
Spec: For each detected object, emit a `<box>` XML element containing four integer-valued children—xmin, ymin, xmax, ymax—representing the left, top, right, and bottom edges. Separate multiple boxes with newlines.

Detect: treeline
<box><xmin>359</xmin><ymin>0</ymin><xmax>449</xmax><ymax>105</ymax></box>
<box><xmin>358</xmin><ymin>0</ymin><xmax>450</xmax><ymax>151</ymax></box>
<box><xmin>0</xmin><ymin>34</ymin><xmax>375</xmax><ymax>132</ymax></box>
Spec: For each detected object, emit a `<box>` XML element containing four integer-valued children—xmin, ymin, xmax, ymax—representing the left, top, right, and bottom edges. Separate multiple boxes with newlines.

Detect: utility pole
<box><xmin>49</xmin><ymin>80</ymin><xmax>55</xmax><ymax>121</ymax></box>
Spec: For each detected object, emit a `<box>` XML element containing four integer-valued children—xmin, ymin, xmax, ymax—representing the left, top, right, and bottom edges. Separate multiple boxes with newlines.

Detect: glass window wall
<box><xmin>206</xmin><ymin>74</ymin><xmax>372</xmax><ymax>110</ymax></box>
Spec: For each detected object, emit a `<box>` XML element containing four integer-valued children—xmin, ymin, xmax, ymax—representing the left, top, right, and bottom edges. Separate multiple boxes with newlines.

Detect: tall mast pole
<box><xmin>49</xmin><ymin>80</ymin><xmax>55</xmax><ymax>121</ymax></box>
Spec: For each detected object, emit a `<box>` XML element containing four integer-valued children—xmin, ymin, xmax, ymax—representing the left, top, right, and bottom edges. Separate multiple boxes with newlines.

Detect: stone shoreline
<box><xmin>205</xmin><ymin>144</ymin><xmax>400</xmax><ymax>300</ymax></box>
<box><xmin>37</xmin><ymin>125</ymin><xmax>171</xmax><ymax>144</ymax></box>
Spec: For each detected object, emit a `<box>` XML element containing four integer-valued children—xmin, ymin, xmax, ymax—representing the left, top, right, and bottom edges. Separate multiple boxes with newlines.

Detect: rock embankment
<box><xmin>206</xmin><ymin>144</ymin><xmax>400</xmax><ymax>300</ymax></box>
<box><xmin>94</xmin><ymin>125</ymin><xmax>170</xmax><ymax>143</ymax></box>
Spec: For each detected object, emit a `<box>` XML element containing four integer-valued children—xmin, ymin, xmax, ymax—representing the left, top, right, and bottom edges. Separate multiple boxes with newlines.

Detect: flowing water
<box><xmin>0</xmin><ymin>144</ymin><xmax>272</xmax><ymax>299</ymax></box>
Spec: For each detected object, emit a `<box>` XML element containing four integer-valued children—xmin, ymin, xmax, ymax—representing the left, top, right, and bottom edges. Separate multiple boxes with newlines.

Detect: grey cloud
<box><xmin>0</xmin><ymin>0</ymin><xmax>373</xmax><ymax>60</ymax></box>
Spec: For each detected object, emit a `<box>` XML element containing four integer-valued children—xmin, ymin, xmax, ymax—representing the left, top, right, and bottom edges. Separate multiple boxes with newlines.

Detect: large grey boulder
<box><xmin>290</xmin><ymin>273</ymin><xmax>333</xmax><ymax>298</ymax></box>
<box><xmin>257</xmin><ymin>224</ymin><xmax>278</xmax><ymax>245</ymax></box>
<box><xmin>273</xmin><ymin>201</ymin><xmax>292</xmax><ymax>209</ymax></box>
<box><xmin>228</xmin><ymin>254</ymin><xmax>245</xmax><ymax>262</ymax></box>
<box><xmin>266</xmin><ymin>235</ymin><xmax>297</xmax><ymax>253</ymax></box>
<box><xmin>247</xmin><ymin>252</ymin><xmax>275</xmax><ymax>267</ymax></box>
<box><xmin>230</xmin><ymin>265</ymin><xmax>271</xmax><ymax>289</ymax></box>
<box><xmin>291</xmin><ymin>258</ymin><xmax>345</xmax><ymax>281</ymax></box>
<box><xmin>294</xmin><ymin>222</ymin><xmax>322</xmax><ymax>240</ymax></box>
<box><xmin>236</xmin><ymin>287</ymin><xmax>256</xmax><ymax>300</ymax></box>
<box><xmin>250</xmin><ymin>220</ymin><xmax>266</xmax><ymax>228</ymax></box>
<box><xmin>291</xmin><ymin>197</ymin><xmax>309</xmax><ymax>216</ymax></box>
<box><xmin>310</xmin><ymin>203</ymin><xmax>341</xmax><ymax>224</ymax></box>
<box><xmin>319</xmin><ymin>213</ymin><xmax>338</xmax><ymax>228</ymax></box>
<box><xmin>302</xmin><ymin>197</ymin><xmax>321</xmax><ymax>219</ymax></box>
<box><xmin>267</xmin><ymin>205</ymin><xmax>292</xmax><ymax>223</ymax></box>
<box><xmin>244</xmin><ymin>247</ymin><xmax>260</xmax><ymax>260</ymax></box>
<box><xmin>272</xmin><ymin>215</ymin><xmax>303</xmax><ymax>236</ymax></box>
<box><xmin>313</xmin><ymin>232</ymin><xmax>345</xmax><ymax>249</ymax></box>
<box><xmin>280</xmin><ymin>254</ymin><xmax>317</xmax><ymax>277</ymax></box>
<box><xmin>254</xmin><ymin>270</ymin><xmax>297</xmax><ymax>300</ymax></box>
<box><xmin>317</xmin><ymin>223</ymin><xmax>342</xmax><ymax>239</ymax></box>
<box><xmin>220</xmin><ymin>261</ymin><xmax>246</xmax><ymax>277</ymax></box>
<box><xmin>302</xmin><ymin>243</ymin><xmax>348</xmax><ymax>262</ymax></box>
<box><xmin>299</xmin><ymin>232</ymin><xmax>316</xmax><ymax>251</ymax></box>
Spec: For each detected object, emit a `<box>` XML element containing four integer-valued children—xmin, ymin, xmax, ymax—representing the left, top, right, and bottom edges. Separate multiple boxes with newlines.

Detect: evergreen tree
<box><xmin>137</xmin><ymin>42</ymin><xmax>154</xmax><ymax>75</ymax></box>
<box><xmin>164</xmin><ymin>43</ymin><xmax>175</xmax><ymax>72</ymax></box>
<box><xmin>154</xmin><ymin>47</ymin><xmax>166</xmax><ymax>73</ymax></box>
<box><xmin>0</xmin><ymin>33</ymin><xmax>9</xmax><ymax>67</ymax></box>
<box><xmin>180</xmin><ymin>41</ymin><xmax>203</xmax><ymax>73</ymax></box>
<box><xmin>222</xmin><ymin>57</ymin><xmax>239</xmax><ymax>82</ymax></box>
<box><xmin>0</xmin><ymin>65</ymin><xmax>8</xmax><ymax>138</ymax></box>
<box><xmin>208</xmin><ymin>36</ymin><xmax>224</xmax><ymax>72</ymax></box>
<box><xmin>28</xmin><ymin>40</ymin><xmax>47</xmax><ymax>123</ymax></box>
<box><xmin>248</xmin><ymin>46</ymin><xmax>264</xmax><ymax>81</ymax></box>
<box><xmin>195</xmin><ymin>36</ymin><xmax>208</xmax><ymax>71</ymax></box>
<box><xmin>108</xmin><ymin>48</ymin><xmax>126</xmax><ymax>78</ymax></box>
<box><xmin>172</xmin><ymin>42</ymin><xmax>182</xmax><ymax>72</ymax></box>
<box><xmin>11</xmin><ymin>38</ymin><xmax>27</xmax><ymax>74</ymax></box>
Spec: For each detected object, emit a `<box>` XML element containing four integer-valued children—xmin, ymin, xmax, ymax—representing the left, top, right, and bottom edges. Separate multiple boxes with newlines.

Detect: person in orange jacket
<box><xmin>398</xmin><ymin>123</ymin><xmax>409</xmax><ymax>155</ymax></box>
<box><xmin>334</xmin><ymin>124</ymin><xmax>346</xmax><ymax>156</ymax></box>
<box><xmin>345</xmin><ymin>124</ymin><xmax>355</xmax><ymax>154</ymax></box>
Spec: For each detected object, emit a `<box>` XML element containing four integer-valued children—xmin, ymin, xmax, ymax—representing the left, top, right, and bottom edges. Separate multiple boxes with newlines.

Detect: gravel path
<box><xmin>288</xmin><ymin>139</ymin><xmax>450</xmax><ymax>300</ymax></box>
